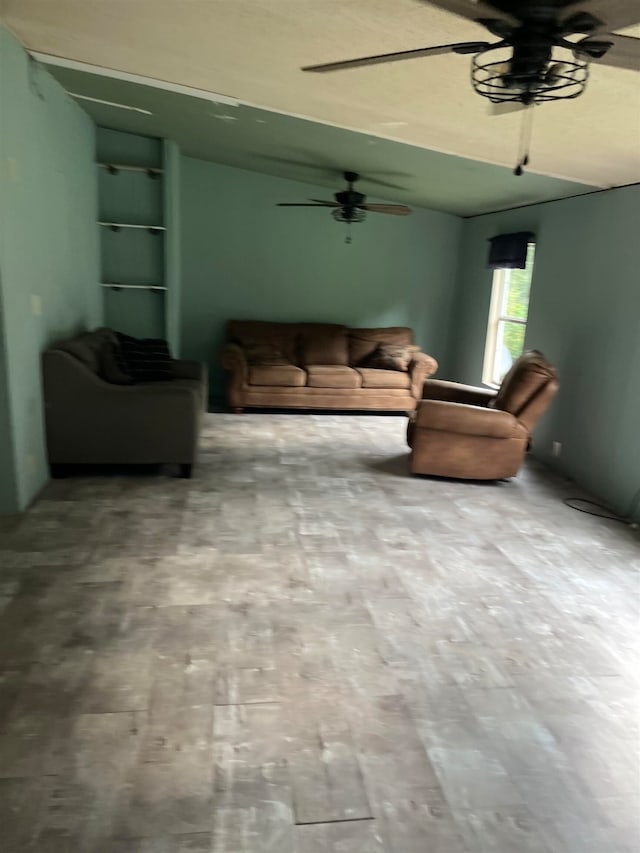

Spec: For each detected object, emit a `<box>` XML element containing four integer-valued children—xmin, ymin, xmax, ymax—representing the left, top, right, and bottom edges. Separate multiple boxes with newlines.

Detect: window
<box><xmin>482</xmin><ymin>243</ymin><xmax>535</xmax><ymax>386</ymax></box>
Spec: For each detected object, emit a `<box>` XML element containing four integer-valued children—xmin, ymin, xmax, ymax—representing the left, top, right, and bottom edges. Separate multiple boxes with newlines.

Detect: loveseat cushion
<box><xmin>306</xmin><ymin>366</ymin><xmax>362</xmax><ymax>389</ymax></box>
<box><xmin>356</xmin><ymin>368</ymin><xmax>411</xmax><ymax>389</ymax></box>
<box><xmin>54</xmin><ymin>327</ymin><xmax>115</xmax><ymax>374</ymax></box>
<box><xmin>299</xmin><ymin>324</ymin><xmax>348</xmax><ymax>366</ymax></box>
<box><xmin>248</xmin><ymin>364</ymin><xmax>307</xmax><ymax>387</ymax></box>
<box><xmin>347</xmin><ymin>327</ymin><xmax>414</xmax><ymax>365</ymax></box>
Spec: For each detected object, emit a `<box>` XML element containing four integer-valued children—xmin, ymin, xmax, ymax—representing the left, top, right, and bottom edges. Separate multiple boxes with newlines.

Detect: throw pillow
<box><xmin>116</xmin><ymin>332</ymin><xmax>172</xmax><ymax>382</ymax></box>
<box><xmin>99</xmin><ymin>341</ymin><xmax>134</xmax><ymax>385</ymax></box>
<box><xmin>364</xmin><ymin>344</ymin><xmax>420</xmax><ymax>372</ymax></box>
<box><xmin>244</xmin><ymin>342</ymin><xmax>289</xmax><ymax>365</ymax></box>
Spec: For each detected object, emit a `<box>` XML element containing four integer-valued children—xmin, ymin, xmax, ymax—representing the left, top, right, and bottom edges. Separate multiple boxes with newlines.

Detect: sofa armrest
<box><xmin>414</xmin><ymin>399</ymin><xmax>526</xmax><ymax>439</ymax></box>
<box><xmin>221</xmin><ymin>343</ymin><xmax>248</xmax><ymax>379</ymax></box>
<box><xmin>408</xmin><ymin>352</ymin><xmax>438</xmax><ymax>399</ymax></box>
<box><xmin>423</xmin><ymin>379</ymin><xmax>497</xmax><ymax>408</ymax></box>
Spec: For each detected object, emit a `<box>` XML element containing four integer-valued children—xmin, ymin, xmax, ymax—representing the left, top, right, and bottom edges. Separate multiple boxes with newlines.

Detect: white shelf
<box><xmin>98</xmin><ymin>222</ymin><xmax>166</xmax><ymax>231</ymax></box>
<box><xmin>100</xmin><ymin>283</ymin><xmax>167</xmax><ymax>291</ymax></box>
<box><xmin>98</xmin><ymin>162</ymin><xmax>163</xmax><ymax>176</ymax></box>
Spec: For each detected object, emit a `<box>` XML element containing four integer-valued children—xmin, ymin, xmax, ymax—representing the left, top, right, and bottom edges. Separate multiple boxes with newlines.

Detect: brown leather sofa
<box><xmin>42</xmin><ymin>328</ymin><xmax>207</xmax><ymax>477</ymax></box>
<box><xmin>407</xmin><ymin>350</ymin><xmax>559</xmax><ymax>479</ymax></box>
<box><xmin>221</xmin><ymin>321</ymin><xmax>438</xmax><ymax>412</ymax></box>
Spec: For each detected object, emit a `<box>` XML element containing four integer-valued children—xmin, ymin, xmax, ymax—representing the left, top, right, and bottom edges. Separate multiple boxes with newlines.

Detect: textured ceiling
<box><xmin>3</xmin><ymin>0</ymin><xmax>639</xmax><ymax>197</ymax></box>
<box><xmin>41</xmin><ymin>64</ymin><xmax>597</xmax><ymax>217</ymax></box>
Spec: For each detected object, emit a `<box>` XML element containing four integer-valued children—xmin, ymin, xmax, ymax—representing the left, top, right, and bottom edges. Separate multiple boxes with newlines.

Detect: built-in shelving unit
<box><xmin>96</xmin><ymin>128</ymin><xmax>180</xmax><ymax>348</ymax></box>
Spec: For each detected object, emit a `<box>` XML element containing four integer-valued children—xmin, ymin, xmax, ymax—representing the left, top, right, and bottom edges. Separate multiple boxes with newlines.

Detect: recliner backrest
<box><xmin>494</xmin><ymin>350</ymin><xmax>559</xmax><ymax>431</ymax></box>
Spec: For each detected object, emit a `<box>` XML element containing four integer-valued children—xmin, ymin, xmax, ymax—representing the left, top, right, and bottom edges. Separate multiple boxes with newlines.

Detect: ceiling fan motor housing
<box><xmin>335</xmin><ymin>189</ymin><xmax>366</xmax><ymax>206</ymax></box>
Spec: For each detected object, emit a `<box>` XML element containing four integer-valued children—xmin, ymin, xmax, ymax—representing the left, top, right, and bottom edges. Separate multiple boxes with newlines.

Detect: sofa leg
<box><xmin>178</xmin><ymin>463</ymin><xmax>193</xmax><ymax>479</ymax></box>
<box><xmin>232</xmin><ymin>407</ymin><xmax>244</xmax><ymax>414</ymax></box>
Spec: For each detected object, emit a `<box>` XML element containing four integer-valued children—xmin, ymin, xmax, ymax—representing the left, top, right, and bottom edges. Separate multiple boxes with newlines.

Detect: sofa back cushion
<box><xmin>347</xmin><ymin>327</ymin><xmax>414</xmax><ymax>365</ymax></box>
<box><xmin>228</xmin><ymin>321</ymin><xmax>300</xmax><ymax>364</ymax></box>
<box><xmin>298</xmin><ymin>324</ymin><xmax>348</xmax><ymax>366</ymax></box>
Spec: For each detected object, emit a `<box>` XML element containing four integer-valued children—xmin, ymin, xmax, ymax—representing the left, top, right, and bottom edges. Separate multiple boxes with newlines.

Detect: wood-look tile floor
<box><xmin>0</xmin><ymin>414</ymin><xmax>638</xmax><ymax>852</ymax></box>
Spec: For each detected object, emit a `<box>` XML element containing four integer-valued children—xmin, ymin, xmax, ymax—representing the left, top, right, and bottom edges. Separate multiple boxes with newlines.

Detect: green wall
<box><xmin>451</xmin><ymin>184</ymin><xmax>640</xmax><ymax>518</ymax></box>
<box><xmin>0</xmin><ymin>27</ymin><xmax>100</xmax><ymax>512</ymax></box>
<box><xmin>180</xmin><ymin>156</ymin><xmax>462</xmax><ymax>395</ymax></box>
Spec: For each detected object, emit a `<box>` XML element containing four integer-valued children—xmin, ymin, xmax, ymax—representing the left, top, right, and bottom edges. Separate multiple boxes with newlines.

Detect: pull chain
<box><xmin>514</xmin><ymin>104</ymin><xmax>534</xmax><ymax>176</ymax></box>
<box><xmin>345</xmin><ymin>222</ymin><xmax>352</xmax><ymax>244</ymax></box>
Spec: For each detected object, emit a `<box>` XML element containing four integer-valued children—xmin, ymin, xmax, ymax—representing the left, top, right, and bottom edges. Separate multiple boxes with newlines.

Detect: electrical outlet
<box><xmin>552</xmin><ymin>441</ymin><xmax>562</xmax><ymax>458</ymax></box>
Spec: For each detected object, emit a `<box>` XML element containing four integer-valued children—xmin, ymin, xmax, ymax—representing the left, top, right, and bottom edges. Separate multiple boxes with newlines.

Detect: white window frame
<box><xmin>482</xmin><ymin>243</ymin><xmax>535</xmax><ymax>387</ymax></box>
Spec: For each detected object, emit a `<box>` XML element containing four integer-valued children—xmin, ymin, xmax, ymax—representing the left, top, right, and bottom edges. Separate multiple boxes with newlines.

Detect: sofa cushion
<box><xmin>356</xmin><ymin>368</ymin><xmax>411</xmax><ymax>389</ymax></box>
<box><xmin>347</xmin><ymin>327</ymin><xmax>414</xmax><ymax>365</ymax></box>
<box><xmin>228</xmin><ymin>321</ymin><xmax>300</xmax><ymax>364</ymax></box>
<box><xmin>306</xmin><ymin>365</ymin><xmax>362</xmax><ymax>389</ymax></box>
<box><xmin>299</xmin><ymin>324</ymin><xmax>348</xmax><ymax>366</ymax></box>
<box><xmin>363</xmin><ymin>343</ymin><xmax>421</xmax><ymax>372</ymax></box>
<box><xmin>248</xmin><ymin>364</ymin><xmax>307</xmax><ymax>387</ymax></box>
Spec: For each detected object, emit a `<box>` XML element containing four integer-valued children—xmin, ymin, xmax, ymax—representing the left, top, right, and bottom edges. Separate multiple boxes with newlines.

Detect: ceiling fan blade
<box><xmin>574</xmin><ymin>33</ymin><xmax>640</xmax><ymax>70</ymax></box>
<box><xmin>560</xmin><ymin>0</ymin><xmax>640</xmax><ymax>34</ymax></box>
<box><xmin>419</xmin><ymin>0</ymin><xmax>519</xmax><ymax>27</ymax></box>
<box><xmin>276</xmin><ymin>203</ymin><xmax>337</xmax><ymax>207</ymax></box>
<box><xmin>308</xmin><ymin>199</ymin><xmax>340</xmax><ymax>206</ymax></box>
<box><xmin>302</xmin><ymin>41</ymin><xmax>491</xmax><ymax>73</ymax></box>
<box><xmin>359</xmin><ymin>204</ymin><xmax>412</xmax><ymax>216</ymax></box>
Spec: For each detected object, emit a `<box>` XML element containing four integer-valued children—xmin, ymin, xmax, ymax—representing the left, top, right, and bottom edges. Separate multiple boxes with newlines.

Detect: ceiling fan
<box><xmin>302</xmin><ymin>0</ymin><xmax>640</xmax><ymax>105</ymax></box>
<box><xmin>277</xmin><ymin>171</ymin><xmax>411</xmax><ymax>242</ymax></box>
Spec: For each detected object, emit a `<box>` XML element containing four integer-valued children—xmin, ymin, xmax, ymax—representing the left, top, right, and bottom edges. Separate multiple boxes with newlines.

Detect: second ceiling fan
<box><xmin>277</xmin><ymin>171</ymin><xmax>411</xmax><ymax>243</ymax></box>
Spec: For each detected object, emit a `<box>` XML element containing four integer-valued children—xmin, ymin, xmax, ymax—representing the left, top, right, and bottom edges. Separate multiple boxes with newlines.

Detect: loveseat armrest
<box><xmin>171</xmin><ymin>359</ymin><xmax>206</xmax><ymax>383</ymax></box>
<box><xmin>414</xmin><ymin>400</ymin><xmax>526</xmax><ymax>439</ymax></box>
<box><xmin>409</xmin><ymin>352</ymin><xmax>438</xmax><ymax>399</ymax></box>
<box><xmin>46</xmin><ymin>380</ymin><xmax>202</xmax><ymax>465</ymax></box>
<box><xmin>422</xmin><ymin>379</ymin><xmax>497</xmax><ymax>408</ymax></box>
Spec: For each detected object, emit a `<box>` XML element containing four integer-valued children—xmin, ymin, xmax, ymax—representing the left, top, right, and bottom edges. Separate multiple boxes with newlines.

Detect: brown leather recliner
<box><xmin>407</xmin><ymin>350</ymin><xmax>559</xmax><ymax>479</ymax></box>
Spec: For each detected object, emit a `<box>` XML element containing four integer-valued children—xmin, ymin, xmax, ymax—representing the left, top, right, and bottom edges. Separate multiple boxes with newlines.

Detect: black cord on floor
<box><xmin>563</xmin><ymin>488</ymin><xmax>640</xmax><ymax>528</ymax></box>
<box><xmin>563</xmin><ymin>498</ymin><xmax>626</xmax><ymax>524</ymax></box>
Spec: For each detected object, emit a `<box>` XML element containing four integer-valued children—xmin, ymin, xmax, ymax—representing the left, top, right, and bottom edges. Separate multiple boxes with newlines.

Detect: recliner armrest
<box><xmin>422</xmin><ymin>379</ymin><xmax>497</xmax><ymax>407</ymax></box>
<box><xmin>414</xmin><ymin>399</ymin><xmax>526</xmax><ymax>439</ymax></box>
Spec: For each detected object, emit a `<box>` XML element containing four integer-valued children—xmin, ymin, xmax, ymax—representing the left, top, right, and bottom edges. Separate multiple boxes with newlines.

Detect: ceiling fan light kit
<box><xmin>471</xmin><ymin>46</ymin><xmax>589</xmax><ymax>106</ymax></box>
